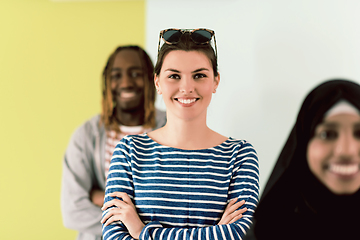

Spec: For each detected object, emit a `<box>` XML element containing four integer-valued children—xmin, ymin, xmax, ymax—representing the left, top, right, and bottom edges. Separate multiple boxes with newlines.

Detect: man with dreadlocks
<box><xmin>61</xmin><ymin>45</ymin><xmax>166</xmax><ymax>240</ymax></box>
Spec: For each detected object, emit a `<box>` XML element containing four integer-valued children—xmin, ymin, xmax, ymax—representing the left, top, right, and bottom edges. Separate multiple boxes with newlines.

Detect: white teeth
<box><xmin>120</xmin><ymin>92</ymin><xmax>136</xmax><ymax>98</ymax></box>
<box><xmin>329</xmin><ymin>164</ymin><xmax>359</xmax><ymax>175</ymax></box>
<box><xmin>177</xmin><ymin>98</ymin><xmax>196</xmax><ymax>104</ymax></box>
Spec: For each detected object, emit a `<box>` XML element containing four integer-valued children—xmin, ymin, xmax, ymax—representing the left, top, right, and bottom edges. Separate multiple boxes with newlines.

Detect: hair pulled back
<box><xmin>154</xmin><ymin>32</ymin><xmax>218</xmax><ymax>77</ymax></box>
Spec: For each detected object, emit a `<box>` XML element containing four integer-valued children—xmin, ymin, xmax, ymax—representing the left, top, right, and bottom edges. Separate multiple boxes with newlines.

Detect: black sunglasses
<box><xmin>158</xmin><ymin>28</ymin><xmax>217</xmax><ymax>56</ymax></box>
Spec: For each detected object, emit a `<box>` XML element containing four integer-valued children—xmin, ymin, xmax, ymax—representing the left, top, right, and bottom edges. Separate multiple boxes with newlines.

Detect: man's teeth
<box><xmin>120</xmin><ymin>92</ymin><xmax>136</xmax><ymax>98</ymax></box>
<box><xmin>178</xmin><ymin>98</ymin><xmax>196</xmax><ymax>104</ymax></box>
<box><xmin>329</xmin><ymin>164</ymin><xmax>359</xmax><ymax>175</ymax></box>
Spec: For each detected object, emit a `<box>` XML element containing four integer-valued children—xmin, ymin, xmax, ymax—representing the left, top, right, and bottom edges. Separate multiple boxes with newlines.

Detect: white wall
<box><xmin>145</xmin><ymin>0</ymin><xmax>360</xmax><ymax>195</ymax></box>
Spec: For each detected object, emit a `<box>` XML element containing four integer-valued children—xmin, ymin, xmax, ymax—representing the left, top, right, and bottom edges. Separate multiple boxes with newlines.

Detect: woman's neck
<box><xmin>149</xmin><ymin>113</ymin><xmax>227</xmax><ymax>150</ymax></box>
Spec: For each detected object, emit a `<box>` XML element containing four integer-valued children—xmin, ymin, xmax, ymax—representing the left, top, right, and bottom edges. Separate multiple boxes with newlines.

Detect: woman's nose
<box><xmin>334</xmin><ymin>131</ymin><xmax>359</xmax><ymax>158</ymax></box>
<box><xmin>179</xmin><ymin>77</ymin><xmax>194</xmax><ymax>94</ymax></box>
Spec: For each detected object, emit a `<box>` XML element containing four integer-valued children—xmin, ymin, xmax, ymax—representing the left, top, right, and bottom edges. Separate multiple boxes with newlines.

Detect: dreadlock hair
<box><xmin>101</xmin><ymin>45</ymin><xmax>156</xmax><ymax>132</ymax></box>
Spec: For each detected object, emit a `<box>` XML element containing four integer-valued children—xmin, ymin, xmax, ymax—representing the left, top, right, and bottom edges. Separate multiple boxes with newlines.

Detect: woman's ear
<box><xmin>213</xmin><ymin>72</ymin><xmax>220</xmax><ymax>93</ymax></box>
<box><xmin>154</xmin><ymin>74</ymin><xmax>162</xmax><ymax>95</ymax></box>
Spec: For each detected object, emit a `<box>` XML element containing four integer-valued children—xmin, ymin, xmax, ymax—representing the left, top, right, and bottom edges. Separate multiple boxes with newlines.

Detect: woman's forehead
<box><xmin>321</xmin><ymin>113</ymin><xmax>360</xmax><ymax>127</ymax></box>
<box><xmin>162</xmin><ymin>50</ymin><xmax>212</xmax><ymax>71</ymax></box>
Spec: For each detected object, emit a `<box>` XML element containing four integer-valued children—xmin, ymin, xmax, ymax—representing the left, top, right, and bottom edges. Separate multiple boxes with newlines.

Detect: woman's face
<box><xmin>110</xmin><ymin>49</ymin><xmax>145</xmax><ymax>112</ymax></box>
<box><xmin>155</xmin><ymin>50</ymin><xmax>219</xmax><ymax>121</ymax></box>
<box><xmin>307</xmin><ymin>113</ymin><xmax>360</xmax><ymax>194</ymax></box>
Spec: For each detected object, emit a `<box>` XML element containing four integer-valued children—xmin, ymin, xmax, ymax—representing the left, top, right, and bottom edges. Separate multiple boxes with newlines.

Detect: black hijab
<box><xmin>245</xmin><ymin>79</ymin><xmax>360</xmax><ymax>240</ymax></box>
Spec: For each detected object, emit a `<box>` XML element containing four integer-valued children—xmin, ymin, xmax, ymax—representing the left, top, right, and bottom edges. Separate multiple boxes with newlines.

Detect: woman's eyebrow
<box><xmin>192</xmin><ymin>68</ymin><xmax>210</xmax><ymax>73</ymax></box>
<box><xmin>164</xmin><ymin>68</ymin><xmax>210</xmax><ymax>73</ymax></box>
<box><xmin>320</xmin><ymin>122</ymin><xmax>338</xmax><ymax>128</ymax></box>
<box><xmin>164</xmin><ymin>68</ymin><xmax>180</xmax><ymax>73</ymax></box>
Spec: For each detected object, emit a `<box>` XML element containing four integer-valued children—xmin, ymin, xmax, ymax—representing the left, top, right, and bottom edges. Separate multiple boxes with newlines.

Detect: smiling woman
<box><xmin>101</xmin><ymin>29</ymin><xmax>260</xmax><ymax>240</ymax></box>
<box><xmin>307</xmin><ymin>101</ymin><xmax>360</xmax><ymax>195</ymax></box>
<box><xmin>246</xmin><ymin>79</ymin><xmax>360</xmax><ymax>240</ymax></box>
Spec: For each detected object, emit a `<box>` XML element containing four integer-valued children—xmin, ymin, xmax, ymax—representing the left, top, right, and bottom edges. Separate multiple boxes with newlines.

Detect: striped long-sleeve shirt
<box><xmin>102</xmin><ymin>134</ymin><xmax>259</xmax><ymax>240</ymax></box>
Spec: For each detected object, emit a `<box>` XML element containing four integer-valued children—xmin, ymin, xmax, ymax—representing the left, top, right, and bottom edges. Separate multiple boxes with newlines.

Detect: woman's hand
<box><xmin>217</xmin><ymin>198</ymin><xmax>247</xmax><ymax>225</ymax></box>
<box><xmin>101</xmin><ymin>192</ymin><xmax>145</xmax><ymax>239</ymax></box>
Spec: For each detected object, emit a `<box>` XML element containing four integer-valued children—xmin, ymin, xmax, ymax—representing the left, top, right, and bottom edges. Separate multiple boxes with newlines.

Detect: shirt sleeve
<box><xmin>102</xmin><ymin>139</ymin><xmax>259</xmax><ymax>240</ymax></box>
<box><xmin>61</xmin><ymin>123</ymin><xmax>103</xmax><ymax>236</ymax></box>
<box><xmin>102</xmin><ymin>137</ymin><xmax>136</xmax><ymax>240</ymax></box>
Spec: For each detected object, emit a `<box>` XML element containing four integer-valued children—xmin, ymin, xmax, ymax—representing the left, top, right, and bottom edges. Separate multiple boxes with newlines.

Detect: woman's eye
<box><xmin>169</xmin><ymin>74</ymin><xmax>180</xmax><ymax>80</ymax></box>
<box><xmin>194</xmin><ymin>73</ymin><xmax>206</xmax><ymax>79</ymax></box>
<box><xmin>319</xmin><ymin>130</ymin><xmax>338</xmax><ymax>140</ymax></box>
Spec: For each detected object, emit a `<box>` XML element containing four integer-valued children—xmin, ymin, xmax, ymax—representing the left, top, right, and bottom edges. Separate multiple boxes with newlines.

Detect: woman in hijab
<box><xmin>246</xmin><ymin>79</ymin><xmax>360</xmax><ymax>240</ymax></box>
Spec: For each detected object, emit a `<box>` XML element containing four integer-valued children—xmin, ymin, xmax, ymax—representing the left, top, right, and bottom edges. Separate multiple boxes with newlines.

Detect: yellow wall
<box><xmin>0</xmin><ymin>0</ymin><xmax>145</xmax><ymax>239</ymax></box>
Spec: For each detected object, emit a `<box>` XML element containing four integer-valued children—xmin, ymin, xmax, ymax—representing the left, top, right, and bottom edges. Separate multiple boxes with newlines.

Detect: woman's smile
<box><xmin>174</xmin><ymin>97</ymin><xmax>200</xmax><ymax>106</ymax></box>
<box><xmin>327</xmin><ymin>162</ymin><xmax>360</xmax><ymax>178</ymax></box>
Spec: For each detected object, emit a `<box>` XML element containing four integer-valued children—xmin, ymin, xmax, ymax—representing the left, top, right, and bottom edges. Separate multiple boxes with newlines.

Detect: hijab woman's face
<box><xmin>307</xmin><ymin>113</ymin><xmax>360</xmax><ymax>194</ymax></box>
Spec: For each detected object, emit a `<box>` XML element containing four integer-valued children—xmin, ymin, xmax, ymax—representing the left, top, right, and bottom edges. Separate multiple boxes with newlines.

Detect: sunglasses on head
<box><xmin>158</xmin><ymin>28</ymin><xmax>217</xmax><ymax>56</ymax></box>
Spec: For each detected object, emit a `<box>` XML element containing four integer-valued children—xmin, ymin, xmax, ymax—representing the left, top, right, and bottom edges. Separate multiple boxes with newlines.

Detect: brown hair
<box><xmin>154</xmin><ymin>32</ymin><xmax>218</xmax><ymax>77</ymax></box>
<box><xmin>101</xmin><ymin>45</ymin><xmax>156</xmax><ymax>132</ymax></box>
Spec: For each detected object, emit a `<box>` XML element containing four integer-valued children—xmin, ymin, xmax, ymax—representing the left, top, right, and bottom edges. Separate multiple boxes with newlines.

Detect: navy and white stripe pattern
<box><xmin>102</xmin><ymin>134</ymin><xmax>259</xmax><ymax>240</ymax></box>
